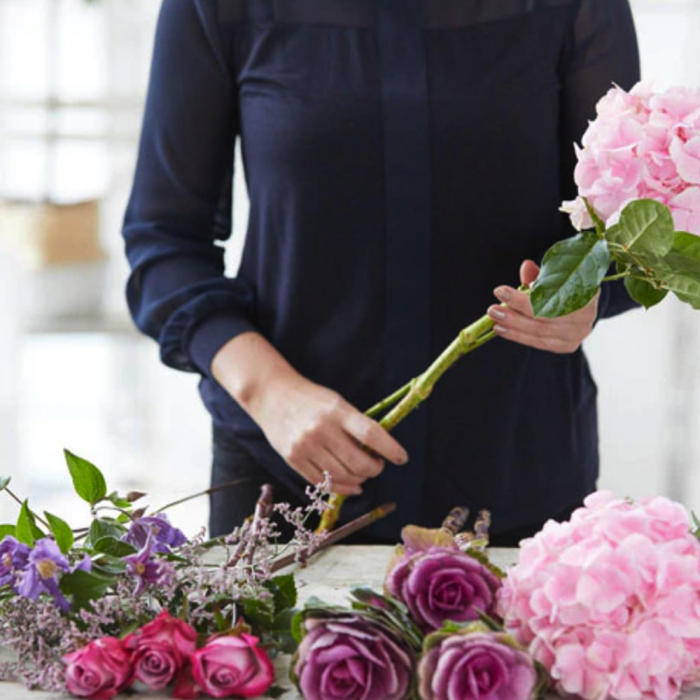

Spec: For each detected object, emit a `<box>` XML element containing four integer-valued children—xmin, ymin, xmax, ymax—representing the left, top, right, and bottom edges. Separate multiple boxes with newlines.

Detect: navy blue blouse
<box><xmin>123</xmin><ymin>0</ymin><xmax>640</xmax><ymax>537</ymax></box>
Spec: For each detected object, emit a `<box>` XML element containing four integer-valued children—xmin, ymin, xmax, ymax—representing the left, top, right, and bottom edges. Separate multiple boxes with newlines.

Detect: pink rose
<box><xmin>63</xmin><ymin>637</ymin><xmax>134</xmax><ymax>700</ymax></box>
<box><xmin>191</xmin><ymin>634</ymin><xmax>274</xmax><ymax>699</ymax></box>
<box><xmin>125</xmin><ymin>610</ymin><xmax>198</xmax><ymax>689</ymax></box>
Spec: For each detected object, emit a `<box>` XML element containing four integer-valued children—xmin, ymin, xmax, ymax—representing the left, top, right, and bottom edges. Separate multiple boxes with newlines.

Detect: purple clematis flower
<box><xmin>0</xmin><ymin>536</ymin><xmax>31</xmax><ymax>591</ymax></box>
<box><xmin>124</xmin><ymin>533</ymin><xmax>166</xmax><ymax>596</ymax></box>
<box><xmin>123</xmin><ymin>513</ymin><xmax>187</xmax><ymax>554</ymax></box>
<box><xmin>17</xmin><ymin>538</ymin><xmax>71</xmax><ymax>611</ymax></box>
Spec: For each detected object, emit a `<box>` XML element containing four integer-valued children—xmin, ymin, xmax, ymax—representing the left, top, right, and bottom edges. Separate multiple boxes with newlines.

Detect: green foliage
<box><xmin>0</xmin><ymin>477</ymin><xmax>10</xmax><ymax>492</ymax></box>
<box><xmin>59</xmin><ymin>570</ymin><xmax>114</xmax><ymax>610</ymax></box>
<box><xmin>624</xmin><ymin>277</ymin><xmax>668</xmax><ymax>309</ymax></box>
<box><xmin>266</xmin><ymin>574</ymin><xmax>297</xmax><ymax>611</ymax></box>
<box><xmin>92</xmin><ymin>536</ymin><xmax>137</xmax><ymax>558</ymax></box>
<box><xmin>16</xmin><ymin>500</ymin><xmax>44</xmax><ymax>546</ymax></box>
<box><xmin>45</xmin><ymin>512</ymin><xmax>74</xmax><ymax>554</ymax></box>
<box><xmin>656</xmin><ymin>231</ymin><xmax>700</xmax><ymax>309</ymax></box>
<box><xmin>531</xmin><ymin>233</ymin><xmax>611</xmax><ymax>317</ymax></box>
<box><xmin>608</xmin><ymin>200</ymin><xmax>675</xmax><ymax>258</ymax></box>
<box><xmin>64</xmin><ymin>450</ymin><xmax>107</xmax><ymax>506</ymax></box>
<box><xmin>0</xmin><ymin>524</ymin><xmax>16</xmax><ymax>539</ymax></box>
<box><xmin>87</xmin><ymin>518</ymin><xmax>127</xmax><ymax>548</ymax></box>
<box><xmin>584</xmin><ymin>197</ymin><xmax>606</xmax><ymax>238</ymax></box>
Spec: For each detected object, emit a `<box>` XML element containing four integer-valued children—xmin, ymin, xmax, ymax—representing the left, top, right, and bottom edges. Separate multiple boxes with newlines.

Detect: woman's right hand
<box><xmin>212</xmin><ymin>332</ymin><xmax>409</xmax><ymax>496</ymax></box>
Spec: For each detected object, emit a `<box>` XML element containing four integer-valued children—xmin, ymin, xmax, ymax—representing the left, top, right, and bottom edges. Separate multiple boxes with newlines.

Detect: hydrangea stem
<box><xmin>318</xmin><ymin>312</ymin><xmax>497</xmax><ymax>533</ymax></box>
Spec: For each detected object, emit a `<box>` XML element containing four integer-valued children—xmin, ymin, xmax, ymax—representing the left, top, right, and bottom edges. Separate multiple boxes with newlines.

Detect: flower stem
<box><xmin>154</xmin><ymin>479</ymin><xmax>246</xmax><ymax>514</ymax></box>
<box><xmin>270</xmin><ymin>502</ymin><xmax>396</xmax><ymax>573</ymax></box>
<box><xmin>365</xmin><ymin>381</ymin><xmax>413</xmax><ymax>419</ymax></box>
<box><xmin>602</xmin><ymin>272</ymin><xmax>629</xmax><ymax>283</ymax></box>
<box><xmin>5</xmin><ymin>487</ymin><xmax>51</xmax><ymax>530</ymax></box>
<box><xmin>318</xmin><ymin>312</ymin><xmax>498</xmax><ymax>533</ymax></box>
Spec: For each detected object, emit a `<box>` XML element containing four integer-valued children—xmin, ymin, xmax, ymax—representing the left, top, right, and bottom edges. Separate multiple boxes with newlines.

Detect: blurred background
<box><xmin>0</xmin><ymin>0</ymin><xmax>698</xmax><ymax>537</ymax></box>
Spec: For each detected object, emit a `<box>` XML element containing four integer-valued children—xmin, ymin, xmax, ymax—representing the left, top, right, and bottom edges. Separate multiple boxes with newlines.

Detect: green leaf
<box><xmin>0</xmin><ymin>477</ymin><xmax>11</xmax><ymax>492</ymax></box>
<box><xmin>87</xmin><ymin>518</ymin><xmax>127</xmax><ymax>548</ymax></box>
<box><xmin>64</xmin><ymin>450</ymin><xmax>107</xmax><ymax>505</ymax></box>
<box><xmin>16</xmin><ymin>500</ymin><xmax>44</xmax><ymax>546</ymax></box>
<box><xmin>624</xmin><ymin>277</ymin><xmax>669</xmax><ymax>309</ymax></box>
<box><xmin>266</xmin><ymin>686</ymin><xmax>290</xmax><ymax>698</ymax></box>
<box><xmin>0</xmin><ymin>524</ymin><xmax>16</xmax><ymax>540</ymax></box>
<box><xmin>608</xmin><ymin>200</ymin><xmax>675</xmax><ymax>258</ymax></box>
<box><xmin>657</xmin><ymin>231</ymin><xmax>700</xmax><ymax>309</ymax></box>
<box><xmin>107</xmin><ymin>492</ymin><xmax>132</xmax><ymax>509</ymax></box>
<box><xmin>92</xmin><ymin>536</ymin><xmax>136</xmax><ymax>558</ymax></box>
<box><xmin>266</xmin><ymin>574</ymin><xmax>297</xmax><ymax>613</ymax></box>
<box><xmin>583</xmin><ymin>197</ymin><xmax>606</xmax><ymax>238</ymax></box>
<box><xmin>531</xmin><ymin>233</ymin><xmax>611</xmax><ymax>318</ymax></box>
<box><xmin>91</xmin><ymin>555</ymin><xmax>127</xmax><ymax>576</ymax></box>
<box><xmin>239</xmin><ymin>597</ymin><xmax>275</xmax><ymax>630</ymax></box>
<box><xmin>59</xmin><ymin>570</ymin><xmax>114</xmax><ymax>609</ymax></box>
<box><xmin>290</xmin><ymin>610</ymin><xmax>305</xmax><ymax>644</ymax></box>
<box><xmin>44</xmin><ymin>512</ymin><xmax>74</xmax><ymax>554</ymax></box>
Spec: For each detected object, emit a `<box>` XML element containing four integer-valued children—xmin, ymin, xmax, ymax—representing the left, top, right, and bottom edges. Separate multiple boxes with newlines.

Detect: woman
<box><xmin>123</xmin><ymin>0</ymin><xmax>640</xmax><ymax>544</ymax></box>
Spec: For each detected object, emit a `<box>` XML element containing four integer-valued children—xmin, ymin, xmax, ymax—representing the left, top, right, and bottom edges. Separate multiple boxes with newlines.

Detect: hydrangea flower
<box><xmin>562</xmin><ymin>83</ymin><xmax>700</xmax><ymax>236</ymax></box>
<box><xmin>498</xmin><ymin>491</ymin><xmax>700</xmax><ymax>700</ymax></box>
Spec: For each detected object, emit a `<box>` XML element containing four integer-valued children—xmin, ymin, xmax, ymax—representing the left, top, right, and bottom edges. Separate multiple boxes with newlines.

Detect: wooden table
<box><xmin>2</xmin><ymin>546</ymin><xmax>698</xmax><ymax>700</ymax></box>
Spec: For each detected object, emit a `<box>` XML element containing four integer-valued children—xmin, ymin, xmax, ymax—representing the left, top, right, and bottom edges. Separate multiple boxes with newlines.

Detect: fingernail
<box><xmin>495</xmin><ymin>325</ymin><xmax>508</xmax><ymax>334</ymax></box>
<box><xmin>397</xmin><ymin>453</ymin><xmax>409</xmax><ymax>465</ymax></box>
<box><xmin>495</xmin><ymin>287</ymin><xmax>511</xmax><ymax>302</ymax></box>
<box><xmin>489</xmin><ymin>308</ymin><xmax>506</xmax><ymax>321</ymax></box>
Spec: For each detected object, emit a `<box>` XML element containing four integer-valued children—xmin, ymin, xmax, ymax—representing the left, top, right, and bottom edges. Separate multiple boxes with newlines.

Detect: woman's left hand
<box><xmin>487</xmin><ymin>260</ymin><xmax>599</xmax><ymax>354</ymax></box>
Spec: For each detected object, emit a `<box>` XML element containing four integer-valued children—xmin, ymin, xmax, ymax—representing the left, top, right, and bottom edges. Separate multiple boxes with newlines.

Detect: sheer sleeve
<box><xmin>558</xmin><ymin>0</ymin><xmax>641</xmax><ymax>319</ymax></box>
<box><xmin>123</xmin><ymin>0</ymin><xmax>256</xmax><ymax>376</ymax></box>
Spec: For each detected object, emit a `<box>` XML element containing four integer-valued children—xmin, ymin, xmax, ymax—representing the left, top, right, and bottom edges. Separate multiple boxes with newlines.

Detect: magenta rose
<box><xmin>293</xmin><ymin>613</ymin><xmax>415</xmax><ymax>700</ymax></box>
<box><xmin>386</xmin><ymin>547</ymin><xmax>502</xmax><ymax>631</ymax></box>
<box><xmin>190</xmin><ymin>633</ymin><xmax>274</xmax><ymax>699</ymax></box>
<box><xmin>63</xmin><ymin>637</ymin><xmax>134</xmax><ymax>700</ymax></box>
<box><xmin>125</xmin><ymin>610</ymin><xmax>198</xmax><ymax>690</ymax></box>
<box><xmin>419</xmin><ymin>631</ymin><xmax>537</xmax><ymax>700</ymax></box>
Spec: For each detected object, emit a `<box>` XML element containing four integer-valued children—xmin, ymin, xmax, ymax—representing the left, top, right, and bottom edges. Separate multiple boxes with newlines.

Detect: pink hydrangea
<box><xmin>497</xmin><ymin>491</ymin><xmax>700</xmax><ymax>700</ymax></box>
<box><xmin>562</xmin><ymin>83</ymin><xmax>700</xmax><ymax>235</ymax></box>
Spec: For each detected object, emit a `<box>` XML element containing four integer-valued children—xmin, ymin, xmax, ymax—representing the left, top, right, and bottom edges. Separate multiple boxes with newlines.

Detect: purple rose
<box><xmin>0</xmin><ymin>536</ymin><xmax>30</xmax><ymax>591</ymax></box>
<box><xmin>419</xmin><ymin>631</ymin><xmax>537</xmax><ymax>700</ymax></box>
<box><xmin>293</xmin><ymin>614</ymin><xmax>415</xmax><ymax>700</ymax></box>
<box><xmin>123</xmin><ymin>513</ymin><xmax>186</xmax><ymax>554</ymax></box>
<box><xmin>385</xmin><ymin>547</ymin><xmax>502</xmax><ymax>631</ymax></box>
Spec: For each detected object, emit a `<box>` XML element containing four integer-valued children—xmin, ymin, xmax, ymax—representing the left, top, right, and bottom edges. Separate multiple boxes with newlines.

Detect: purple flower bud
<box><xmin>419</xmin><ymin>632</ymin><xmax>537</xmax><ymax>700</ymax></box>
<box><xmin>123</xmin><ymin>513</ymin><xmax>187</xmax><ymax>554</ymax></box>
<box><xmin>17</xmin><ymin>538</ymin><xmax>71</xmax><ymax>611</ymax></box>
<box><xmin>293</xmin><ymin>614</ymin><xmax>415</xmax><ymax>700</ymax></box>
<box><xmin>0</xmin><ymin>536</ymin><xmax>30</xmax><ymax>591</ymax></box>
<box><xmin>385</xmin><ymin>547</ymin><xmax>502</xmax><ymax>632</ymax></box>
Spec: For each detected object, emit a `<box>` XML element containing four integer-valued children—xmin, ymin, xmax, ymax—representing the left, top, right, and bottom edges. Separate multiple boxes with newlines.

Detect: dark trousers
<box><xmin>210</xmin><ymin>425</ymin><xmax>581</xmax><ymax>546</ymax></box>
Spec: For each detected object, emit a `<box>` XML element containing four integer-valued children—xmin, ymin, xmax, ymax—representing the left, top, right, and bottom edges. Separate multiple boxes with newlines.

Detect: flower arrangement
<box><xmin>292</xmin><ymin>509</ymin><xmax>549</xmax><ymax>700</ymax></box>
<box><xmin>320</xmin><ymin>81</ymin><xmax>700</xmax><ymax>533</ymax></box>
<box><xmin>0</xmin><ymin>450</ymin><xmax>395</xmax><ymax>698</ymax></box>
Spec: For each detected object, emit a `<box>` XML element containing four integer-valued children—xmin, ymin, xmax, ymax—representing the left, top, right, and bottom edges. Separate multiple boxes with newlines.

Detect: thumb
<box><xmin>520</xmin><ymin>260</ymin><xmax>540</xmax><ymax>288</ymax></box>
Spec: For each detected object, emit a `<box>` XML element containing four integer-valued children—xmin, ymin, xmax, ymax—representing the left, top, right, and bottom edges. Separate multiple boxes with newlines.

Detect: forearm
<box><xmin>211</xmin><ymin>331</ymin><xmax>302</xmax><ymax>421</ymax></box>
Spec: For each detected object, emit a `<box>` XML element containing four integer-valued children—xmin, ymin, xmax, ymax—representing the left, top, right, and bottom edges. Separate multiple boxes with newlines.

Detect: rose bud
<box><xmin>125</xmin><ymin>610</ymin><xmax>198</xmax><ymax>690</ymax></box>
<box><xmin>190</xmin><ymin>633</ymin><xmax>274</xmax><ymax>699</ymax></box>
<box><xmin>385</xmin><ymin>547</ymin><xmax>502</xmax><ymax>632</ymax></box>
<box><xmin>292</xmin><ymin>613</ymin><xmax>415</xmax><ymax>700</ymax></box>
<box><xmin>419</xmin><ymin>629</ymin><xmax>537</xmax><ymax>700</ymax></box>
<box><xmin>63</xmin><ymin>637</ymin><xmax>134</xmax><ymax>700</ymax></box>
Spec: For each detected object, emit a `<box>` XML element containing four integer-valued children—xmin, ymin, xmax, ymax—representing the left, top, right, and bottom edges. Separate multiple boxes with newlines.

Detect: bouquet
<box><xmin>0</xmin><ymin>449</ymin><xmax>395</xmax><ymax>698</ymax></box>
<box><xmin>320</xmin><ymin>81</ymin><xmax>700</xmax><ymax>532</ymax></box>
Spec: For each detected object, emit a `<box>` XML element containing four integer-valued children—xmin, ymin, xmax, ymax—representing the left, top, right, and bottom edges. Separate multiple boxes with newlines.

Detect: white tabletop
<box><xmin>1</xmin><ymin>546</ymin><xmax>697</xmax><ymax>700</ymax></box>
